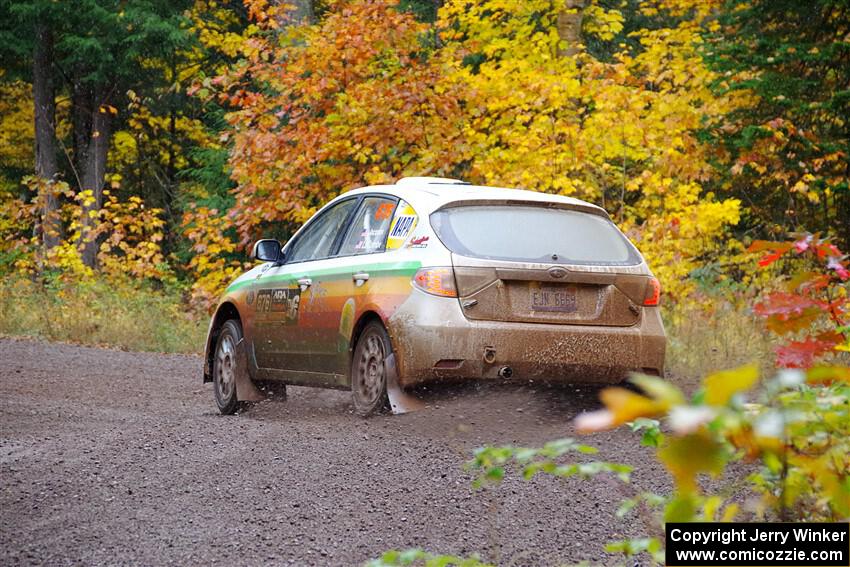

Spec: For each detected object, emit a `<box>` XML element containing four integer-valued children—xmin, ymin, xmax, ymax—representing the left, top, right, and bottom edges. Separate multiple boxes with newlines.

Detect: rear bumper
<box><xmin>387</xmin><ymin>290</ymin><xmax>666</xmax><ymax>387</ymax></box>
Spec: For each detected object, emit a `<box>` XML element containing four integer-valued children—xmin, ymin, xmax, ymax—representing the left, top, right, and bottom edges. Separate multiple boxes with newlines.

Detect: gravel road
<box><xmin>0</xmin><ymin>338</ymin><xmax>672</xmax><ymax>566</ymax></box>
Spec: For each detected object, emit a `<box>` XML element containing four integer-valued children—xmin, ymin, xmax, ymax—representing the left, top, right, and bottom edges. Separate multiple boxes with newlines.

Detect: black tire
<box><xmin>212</xmin><ymin>319</ymin><xmax>242</xmax><ymax>415</ymax></box>
<box><xmin>350</xmin><ymin>321</ymin><xmax>392</xmax><ymax>417</ymax></box>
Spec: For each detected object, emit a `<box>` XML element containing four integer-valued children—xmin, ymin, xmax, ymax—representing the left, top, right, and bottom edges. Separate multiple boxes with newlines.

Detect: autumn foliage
<box><xmin>216</xmin><ymin>0</ymin><xmax>463</xmax><ymax>244</ymax></box>
<box><xmin>191</xmin><ymin>0</ymin><xmax>747</xmax><ymax>304</ymax></box>
<box><xmin>0</xmin><ymin>0</ymin><xmax>848</xmax><ymax>318</ymax></box>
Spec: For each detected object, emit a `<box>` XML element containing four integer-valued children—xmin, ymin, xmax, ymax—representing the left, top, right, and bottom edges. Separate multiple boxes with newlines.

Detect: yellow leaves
<box><xmin>624</xmin><ymin>179</ymin><xmax>741</xmax><ymax>299</ymax></box>
<box><xmin>188</xmin><ymin>0</ymin><xmax>259</xmax><ymax>59</ymax></box>
<box><xmin>805</xmin><ymin>366</ymin><xmax>850</xmax><ymax>385</ymax></box>
<box><xmin>181</xmin><ymin>204</ymin><xmax>244</xmax><ymax>310</ymax></box>
<box><xmin>214</xmin><ymin>0</ymin><xmax>746</xmax><ymax>310</ymax></box>
<box><xmin>704</xmin><ymin>364</ymin><xmax>759</xmax><ymax>405</ymax></box>
<box><xmin>429</xmin><ymin>1</ymin><xmax>744</xmax><ymax>288</ymax></box>
<box><xmin>1</xmin><ymin>185</ymin><xmax>170</xmax><ymax>282</ymax></box>
<box><xmin>631</xmin><ymin>373</ymin><xmax>686</xmax><ymax>406</ymax></box>
<box><xmin>582</xmin><ymin>5</ymin><xmax>625</xmax><ymax>41</ymax></box>
<box><xmin>43</xmin><ymin>242</ymin><xmax>95</xmax><ymax>280</ymax></box>
<box><xmin>603</xmin><ymin>387</ymin><xmax>668</xmax><ymax>422</ymax></box>
<box><xmin>0</xmin><ymin>80</ymin><xmax>35</xmax><ymax>171</ymax></box>
<box><xmin>575</xmin><ymin>374</ymin><xmax>680</xmax><ymax>433</ymax></box>
<box><xmin>658</xmin><ymin>433</ymin><xmax>726</xmax><ymax>492</ymax></box>
<box><xmin>575</xmin><ymin>364</ymin><xmax>763</xmax><ymax>496</ymax></box>
<box><xmin>364</xmin><ymin>167</ymin><xmax>394</xmax><ymax>185</ymax></box>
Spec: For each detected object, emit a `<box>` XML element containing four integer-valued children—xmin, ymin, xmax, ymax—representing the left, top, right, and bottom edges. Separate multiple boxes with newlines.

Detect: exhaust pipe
<box><xmin>498</xmin><ymin>366</ymin><xmax>513</xmax><ymax>379</ymax></box>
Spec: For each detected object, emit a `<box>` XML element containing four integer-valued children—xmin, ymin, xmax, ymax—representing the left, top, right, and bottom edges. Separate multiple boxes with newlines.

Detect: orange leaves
<box><xmin>209</xmin><ymin>0</ymin><xmax>748</xmax><ymax>302</ymax></box>
<box><xmin>574</xmin><ymin>358</ymin><xmax>850</xmax><ymax>517</ymax></box>
<box><xmin>219</xmin><ymin>0</ymin><xmax>462</xmax><ymax>245</ymax></box>
<box><xmin>574</xmin><ymin>367</ymin><xmax>756</xmax><ymax>495</ymax></box>
<box><xmin>749</xmin><ymin>236</ymin><xmax>848</xmax><ymax>277</ymax></box>
<box><xmin>576</xmin><ymin>367</ymin><xmax>757</xmax><ymax>436</ymax></box>
<box><xmin>90</xmin><ymin>193</ymin><xmax>169</xmax><ymax>281</ymax></box>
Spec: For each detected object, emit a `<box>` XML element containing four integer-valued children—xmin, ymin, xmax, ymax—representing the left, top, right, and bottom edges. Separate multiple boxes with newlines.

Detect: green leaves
<box><xmin>629</xmin><ymin>418</ymin><xmax>663</xmax><ymax>447</ymax></box>
<box><xmin>708</xmin><ymin>0</ymin><xmax>850</xmax><ymax>247</ymax></box>
<box><xmin>467</xmin><ymin>439</ymin><xmax>632</xmax><ymax>489</ymax></box>
<box><xmin>605</xmin><ymin>537</ymin><xmax>663</xmax><ymax>564</ymax></box>
<box><xmin>366</xmin><ymin>549</ymin><xmax>493</xmax><ymax>567</ymax></box>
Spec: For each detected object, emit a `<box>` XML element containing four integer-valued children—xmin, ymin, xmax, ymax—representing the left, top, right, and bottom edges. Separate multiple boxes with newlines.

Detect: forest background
<box><xmin>0</xmin><ymin>0</ymin><xmax>848</xmax><ymax>374</ymax></box>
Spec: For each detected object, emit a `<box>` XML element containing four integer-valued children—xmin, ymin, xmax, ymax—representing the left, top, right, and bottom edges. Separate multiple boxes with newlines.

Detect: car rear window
<box><xmin>430</xmin><ymin>204</ymin><xmax>639</xmax><ymax>265</ymax></box>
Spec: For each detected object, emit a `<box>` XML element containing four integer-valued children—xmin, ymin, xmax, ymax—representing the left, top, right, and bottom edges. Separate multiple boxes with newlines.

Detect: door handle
<box><xmin>297</xmin><ymin>277</ymin><xmax>312</xmax><ymax>291</ymax></box>
<box><xmin>353</xmin><ymin>272</ymin><xmax>369</xmax><ymax>285</ymax></box>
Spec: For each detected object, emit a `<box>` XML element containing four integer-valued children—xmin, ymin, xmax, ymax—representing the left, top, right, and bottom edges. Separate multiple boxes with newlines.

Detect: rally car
<box><xmin>203</xmin><ymin>177</ymin><xmax>666</xmax><ymax>416</ymax></box>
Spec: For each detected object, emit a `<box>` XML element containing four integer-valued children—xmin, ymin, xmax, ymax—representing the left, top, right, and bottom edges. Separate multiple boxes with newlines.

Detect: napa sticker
<box><xmin>256</xmin><ymin>288</ymin><xmax>300</xmax><ymax>323</ymax></box>
<box><xmin>386</xmin><ymin>200</ymin><xmax>418</xmax><ymax>250</ymax></box>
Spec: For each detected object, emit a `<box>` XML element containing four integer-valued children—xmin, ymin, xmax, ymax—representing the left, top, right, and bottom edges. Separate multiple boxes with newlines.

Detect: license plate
<box><xmin>531</xmin><ymin>286</ymin><xmax>577</xmax><ymax>313</ymax></box>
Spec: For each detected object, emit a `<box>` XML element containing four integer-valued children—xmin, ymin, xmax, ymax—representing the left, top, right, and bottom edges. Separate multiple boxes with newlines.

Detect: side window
<box><xmin>287</xmin><ymin>199</ymin><xmax>357</xmax><ymax>263</ymax></box>
<box><xmin>338</xmin><ymin>197</ymin><xmax>397</xmax><ymax>256</ymax></box>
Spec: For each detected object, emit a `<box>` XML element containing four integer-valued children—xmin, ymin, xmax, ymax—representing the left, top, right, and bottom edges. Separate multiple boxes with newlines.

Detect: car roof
<box><xmin>336</xmin><ymin>177</ymin><xmax>610</xmax><ymax>218</ymax></box>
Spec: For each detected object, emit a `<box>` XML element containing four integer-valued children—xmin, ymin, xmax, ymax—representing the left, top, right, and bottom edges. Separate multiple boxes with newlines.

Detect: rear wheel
<box><xmin>350</xmin><ymin>321</ymin><xmax>391</xmax><ymax>416</ymax></box>
<box><xmin>213</xmin><ymin>319</ymin><xmax>242</xmax><ymax>415</ymax></box>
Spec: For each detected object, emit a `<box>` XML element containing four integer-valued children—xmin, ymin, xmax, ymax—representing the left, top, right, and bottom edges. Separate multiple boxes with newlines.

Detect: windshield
<box><xmin>430</xmin><ymin>204</ymin><xmax>639</xmax><ymax>265</ymax></box>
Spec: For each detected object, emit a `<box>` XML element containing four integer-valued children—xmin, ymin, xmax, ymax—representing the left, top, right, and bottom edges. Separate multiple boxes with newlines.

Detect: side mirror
<box><xmin>251</xmin><ymin>239</ymin><xmax>282</xmax><ymax>263</ymax></box>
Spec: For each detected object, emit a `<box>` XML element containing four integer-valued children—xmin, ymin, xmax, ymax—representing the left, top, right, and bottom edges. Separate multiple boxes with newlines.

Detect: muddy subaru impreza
<box><xmin>203</xmin><ymin>177</ymin><xmax>665</xmax><ymax>416</ymax></box>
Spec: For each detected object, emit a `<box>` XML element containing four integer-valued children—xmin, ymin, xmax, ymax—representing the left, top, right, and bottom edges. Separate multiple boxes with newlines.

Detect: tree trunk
<box><xmin>557</xmin><ymin>0</ymin><xmax>586</xmax><ymax>58</ymax></box>
<box><xmin>78</xmin><ymin>89</ymin><xmax>113</xmax><ymax>268</ymax></box>
<box><xmin>71</xmin><ymin>79</ymin><xmax>93</xmax><ymax>183</ymax></box>
<box><xmin>33</xmin><ymin>23</ymin><xmax>61</xmax><ymax>249</ymax></box>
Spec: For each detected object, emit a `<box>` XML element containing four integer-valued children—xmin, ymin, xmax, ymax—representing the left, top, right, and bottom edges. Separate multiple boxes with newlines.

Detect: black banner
<box><xmin>666</xmin><ymin>522</ymin><xmax>849</xmax><ymax>566</ymax></box>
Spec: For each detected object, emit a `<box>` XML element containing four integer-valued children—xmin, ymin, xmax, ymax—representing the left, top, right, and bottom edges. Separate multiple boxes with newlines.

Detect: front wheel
<box><xmin>213</xmin><ymin>319</ymin><xmax>242</xmax><ymax>415</ymax></box>
<box><xmin>350</xmin><ymin>321</ymin><xmax>392</xmax><ymax>417</ymax></box>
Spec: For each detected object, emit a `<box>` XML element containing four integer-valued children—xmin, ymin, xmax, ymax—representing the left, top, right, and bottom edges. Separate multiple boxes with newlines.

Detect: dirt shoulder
<box><xmin>0</xmin><ymin>338</ymin><xmax>672</xmax><ymax>566</ymax></box>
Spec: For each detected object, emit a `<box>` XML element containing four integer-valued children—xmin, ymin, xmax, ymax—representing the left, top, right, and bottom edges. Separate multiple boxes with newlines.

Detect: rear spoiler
<box><xmin>432</xmin><ymin>198</ymin><xmax>611</xmax><ymax>220</ymax></box>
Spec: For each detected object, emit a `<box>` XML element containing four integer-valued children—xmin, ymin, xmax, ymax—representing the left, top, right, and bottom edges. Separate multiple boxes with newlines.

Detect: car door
<box><xmin>298</xmin><ymin>195</ymin><xmax>398</xmax><ymax>375</ymax></box>
<box><xmin>252</xmin><ymin>197</ymin><xmax>359</xmax><ymax>372</ymax></box>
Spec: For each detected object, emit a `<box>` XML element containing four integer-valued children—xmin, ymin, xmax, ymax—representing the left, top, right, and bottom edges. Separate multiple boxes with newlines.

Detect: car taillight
<box><xmin>412</xmin><ymin>267</ymin><xmax>457</xmax><ymax>297</ymax></box>
<box><xmin>643</xmin><ymin>277</ymin><xmax>661</xmax><ymax>306</ymax></box>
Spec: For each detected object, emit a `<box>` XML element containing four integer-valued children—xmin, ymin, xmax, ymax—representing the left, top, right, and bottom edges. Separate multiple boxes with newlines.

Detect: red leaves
<box><xmin>753</xmin><ymin>292</ymin><xmax>825</xmax><ymax>334</ymax></box>
<box><xmin>753</xmin><ymin>292</ymin><xmax>823</xmax><ymax>317</ymax></box>
<box><xmin>748</xmin><ymin>237</ymin><xmax>849</xmax><ymax>276</ymax></box>
<box><xmin>748</xmin><ymin>240</ymin><xmax>792</xmax><ymax>267</ymax></box>
<box><xmin>751</xmin><ymin>234</ymin><xmax>849</xmax><ymax>368</ymax></box>
<box><xmin>757</xmin><ymin>251</ymin><xmax>783</xmax><ymax>267</ymax></box>
<box><xmin>775</xmin><ymin>335</ymin><xmax>842</xmax><ymax>368</ymax></box>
